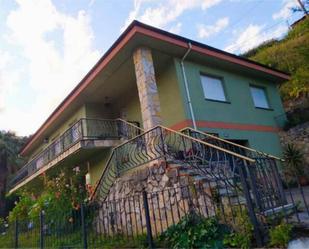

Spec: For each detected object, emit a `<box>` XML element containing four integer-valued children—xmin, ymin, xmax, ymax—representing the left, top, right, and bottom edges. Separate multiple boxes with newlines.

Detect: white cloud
<box><xmin>121</xmin><ymin>0</ymin><xmax>222</xmax><ymax>31</ymax></box>
<box><xmin>273</xmin><ymin>0</ymin><xmax>298</xmax><ymax>20</ymax></box>
<box><xmin>0</xmin><ymin>0</ymin><xmax>100</xmax><ymax>135</ymax></box>
<box><xmin>198</xmin><ymin>17</ymin><xmax>229</xmax><ymax>39</ymax></box>
<box><xmin>169</xmin><ymin>22</ymin><xmax>182</xmax><ymax>34</ymax></box>
<box><xmin>0</xmin><ymin>51</ymin><xmax>20</xmax><ymax>112</ymax></box>
<box><xmin>225</xmin><ymin>24</ymin><xmax>288</xmax><ymax>53</ymax></box>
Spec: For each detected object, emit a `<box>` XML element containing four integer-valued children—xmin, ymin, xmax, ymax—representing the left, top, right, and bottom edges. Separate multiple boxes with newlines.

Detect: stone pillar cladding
<box><xmin>133</xmin><ymin>47</ymin><xmax>162</xmax><ymax>131</ymax></box>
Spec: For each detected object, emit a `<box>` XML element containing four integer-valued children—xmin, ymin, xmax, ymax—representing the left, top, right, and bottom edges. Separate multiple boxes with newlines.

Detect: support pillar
<box><xmin>133</xmin><ymin>47</ymin><xmax>162</xmax><ymax>131</ymax></box>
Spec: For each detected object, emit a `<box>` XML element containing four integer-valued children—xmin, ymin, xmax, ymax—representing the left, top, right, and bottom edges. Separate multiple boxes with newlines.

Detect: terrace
<box><xmin>9</xmin><ymin>118</ymin><xmax>141</xmax><ymax>193</ymax></box>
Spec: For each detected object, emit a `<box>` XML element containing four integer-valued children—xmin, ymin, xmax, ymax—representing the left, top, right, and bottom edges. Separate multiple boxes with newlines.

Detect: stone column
<box><xmin>133</xmin><ymin>47</ymin><xmax>162</xmax><ymax>131</ymax></box>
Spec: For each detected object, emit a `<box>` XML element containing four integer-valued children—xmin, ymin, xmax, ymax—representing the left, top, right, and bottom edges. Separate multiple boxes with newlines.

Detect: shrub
<box><xmin>159</xmin><ymin>213</ymin><xmax>228</xmax><ymax>249</ymax></box>
<box><xmin>283</xmin><ymin>143</ymin><xmax>307</xmax><ymax>185</ymax></box>
<box><xmin>8</xmin><ymin>166</ymin><xmax>88</xmax><ymax>223</ymax></box>
<box><xmin>223</xmin><ymin>208</ymin><xmax>254</xmax><ymax>249</ymax></box>
<box><xmin>269</xmin><ymin>222</ymin><xmax>292</xmax><ymax>248</ymax></box>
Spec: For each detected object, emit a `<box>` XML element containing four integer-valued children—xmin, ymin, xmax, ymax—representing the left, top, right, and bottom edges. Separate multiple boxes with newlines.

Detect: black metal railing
<box><xmin>9</xmin><ymin>119</ymin><xmax>142</xmax><ymax>190</ymax></box>
<box><xmin>92</xmin><ymin>125</ymin><xmax>309</xmax><ymax>246</ymax></box>
<box><xmin>92</xmin><ymin>125</ymin><xmax>254</xmax><ymax>202</ymax></box>
<box><xmin>4</xmin><ymin>126</ymin><xmax>309</xmax><ymax>248</ymax></box>
<box><xmin>181</xmin><ymin>127</ymin><xmax>282</xmax><ymax>161</ymax></box>
<box><xmin>0</xmin><ymin>184</ymin><xmax>259</xmax><ymax>249</ymax></box>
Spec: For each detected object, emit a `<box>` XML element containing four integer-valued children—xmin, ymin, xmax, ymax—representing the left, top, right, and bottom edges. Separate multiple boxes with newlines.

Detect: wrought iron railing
<box><xmin>91</xmin><ymin>125</ymin><xmax>309</xmax><ymax>246</ymax></box>
<box><xmin>180</xmin><ymin>127</ymin><xmax>288</xmax><ymax>211</ymax></box>
<box><xmin>181</xmin><ymin>127</ymin><xmax>283</xmax><ymax>161</ymax></box>
<box><xmin>91</xmin><ymin>125</ymin><xmax>255</xmax><ymax>202</ymax></box>
<box><xmin>9</xmin><ymin>118</ymin><xmax>142</xmax><ymax>190</ymax></box>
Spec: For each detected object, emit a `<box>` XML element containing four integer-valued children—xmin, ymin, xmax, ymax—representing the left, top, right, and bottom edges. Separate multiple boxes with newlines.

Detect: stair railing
<box><xmin>181</xmin><ymin>127</ymin><xmax>287</xmax><ymax>211</ymax></box>
<box><xmin>181</xmin><ymin>127</ymin><xmax>283</xmax><ymax>161</ymax></box>
<box><xmin>90</xmin><ymin>125</ymin><xmax>254</xmax><ymax>202</ymax></box>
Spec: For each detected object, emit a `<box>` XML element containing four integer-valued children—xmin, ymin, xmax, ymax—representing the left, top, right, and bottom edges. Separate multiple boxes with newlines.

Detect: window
<box><xmin>250</xmin><ymin>86</ymin><xmax>270</xmax><ymax>109</ymax></box>
<box><xmin>201</xmin><ymin>75</ymin><xmax>226</xmax><ymax>102</ymax></box>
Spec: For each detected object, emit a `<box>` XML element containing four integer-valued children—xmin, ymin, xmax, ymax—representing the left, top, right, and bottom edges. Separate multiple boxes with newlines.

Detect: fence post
<box><xmin>142</xmin><ymin>191</ymin><xmax>155</xmax><ymax>249</ymax></box>
<box><xmin>239</xmin><ymin>160</ymin><xmax>263</xmax><ymax>247</ymax></box>
<box><xmin>40</xmin><ymin>210</ymin><xmax>44</xmax><ymax>249</ymax></box>
<box><xmin>14</xmin><ymin>219</ymin><xmax>18</xmax><ymax>249</ymax></box>
<box><xmin>81</xmin><ymin>203</ymin><xmax>88</xmax><ymax>249</ymax></box>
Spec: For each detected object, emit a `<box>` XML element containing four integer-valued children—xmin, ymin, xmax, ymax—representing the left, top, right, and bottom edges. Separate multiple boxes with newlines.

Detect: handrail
<box><xmin>181</xmin><ymin>127</ymin><xmax>284</xmax><ymax>162</ymax></box>
<box><xmin>116</xmin><ymin>118</ymin><xmax>144</xmax><ymax>132</ymax></box>
<box><xmin>161</xmin><ymin>126</ymin><xmax>255</xmax><ymax>162</ymax></box>
<box><xmin>90</xmin><ymin>124</ymin><xmax>256</xmax><ymax>202</ymax></box>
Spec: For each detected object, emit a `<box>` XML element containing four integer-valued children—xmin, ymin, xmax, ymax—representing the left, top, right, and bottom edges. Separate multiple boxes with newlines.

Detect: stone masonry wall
<box><xmin>94</xmin><ymin>161</ymin><xmax>215</xmax><ymax>236</ymax></box>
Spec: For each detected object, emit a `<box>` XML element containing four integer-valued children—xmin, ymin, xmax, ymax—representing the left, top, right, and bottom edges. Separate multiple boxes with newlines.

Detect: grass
<box><xmin>0</xmin><ymin>229</ymin><xmax>152</xmax><ymax>249</ymax></box>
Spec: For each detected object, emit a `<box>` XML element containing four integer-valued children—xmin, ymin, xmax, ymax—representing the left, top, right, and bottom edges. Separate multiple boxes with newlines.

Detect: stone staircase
<box><xmin>167</xmin><ymin>161</ymin><xmax>247</xmax><ymax>207</ymax></box>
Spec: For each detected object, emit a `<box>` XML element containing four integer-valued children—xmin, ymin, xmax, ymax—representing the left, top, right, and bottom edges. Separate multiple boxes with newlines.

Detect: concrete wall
<box><xmin>174</xmin><ymin>59</ymin><xmax>285</xmax><ymax>156</ymax></box>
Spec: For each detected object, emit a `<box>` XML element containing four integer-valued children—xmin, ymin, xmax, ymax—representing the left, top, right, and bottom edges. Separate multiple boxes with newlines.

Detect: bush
<box><xmin>283</xmin><ymin>143</ymin><xmax>306</xmax><ymax>181</ymax></box>
<box><xmin>159</xmin><ymin>213</ymin><xmax>228</xmax><ymax>249</ymax></box>
<box><xmin>8</xmin><ymin>166</ymin><xmax>88</xmax><ymax>223</ymax></box>
<box><xmin>223</xmin><ymin>208</ymin><xmax>254</xmax><ymax>249</ymax></box>
<box><xmin>269</xmin><ymin>222</ymin><xmax>292</xmax><ymax>248</ymax></box>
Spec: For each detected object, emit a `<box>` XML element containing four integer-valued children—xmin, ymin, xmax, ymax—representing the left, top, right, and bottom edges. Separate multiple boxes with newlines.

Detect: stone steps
<box><xmin>167</xmin><ymin>162</ymin><xmax>243</xmax><ymax>203</ymax></box>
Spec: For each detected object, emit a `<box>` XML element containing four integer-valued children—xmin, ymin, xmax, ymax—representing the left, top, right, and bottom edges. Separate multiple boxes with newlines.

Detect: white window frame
<box><xmin>200</xmin><ymin>74</ymin><xmax>227</xmax><ymax>102</ymax></box>
<box><xmin>250</xmin><ymin>85</ymin><xmax>270</xmax><ymax>109</ymax></box>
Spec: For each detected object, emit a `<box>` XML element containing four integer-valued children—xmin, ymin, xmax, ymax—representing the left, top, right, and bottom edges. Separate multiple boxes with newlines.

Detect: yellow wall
<box><xmin>85</xmin><ymin>103</ymin><xmax>116</xmax><ymax>119</ymax></box>
<box><xmin>114</xmin><ymin>87</ymin><xmax>143</xmax><ymax>128</ymax></box>
<box><xmin>88</xmin><ymin>148</ymin><xmax>112</xmax><ymax>186</ymax></box>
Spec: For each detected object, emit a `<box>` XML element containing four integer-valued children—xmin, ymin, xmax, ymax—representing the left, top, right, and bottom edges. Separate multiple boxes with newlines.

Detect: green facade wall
<box><xmin>174</xmin><ymin>59</ymin><xmax>285</xmax><ymax>157</ymax></box>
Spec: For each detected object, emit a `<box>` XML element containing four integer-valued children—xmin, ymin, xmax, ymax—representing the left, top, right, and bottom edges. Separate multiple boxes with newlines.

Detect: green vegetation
<box><xmin>0</xmin><ymin>131</ymin><xmax>28</xmax><ymax>218</ymax></box>
<box><xmin>242</xmin><ymin>17</ymin><xmax>309</xmax><ymax>101</ymax></box>
<box><xmin>159</xmin><ymin>213</ymin><xmax>228</xmax><ymax>249</ymax></box>
<box><xmin>283</xmin><ymin>143</ymin><xmax>307</xmax><ymax>185</ymax></box>
<box><xmin>8</xmin><ymin>167</ymin><xmax>88</xmax><ymax>223</ymax></box>
<box><xmin>0</xmin><ymin>229</ymin><xmax>149</xmax><ymax>249</ymax></box>
<box><xmin>222</xmin><ymin>208</ymin><xmax>254</xmax><ymax>249</ymax></box>
<box><xmin>269</xmin><ymin>222</ymin><xmax>293</xmax><ymax>248</ymax></box>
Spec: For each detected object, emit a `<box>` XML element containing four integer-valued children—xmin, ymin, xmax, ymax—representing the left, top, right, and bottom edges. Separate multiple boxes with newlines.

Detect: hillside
<box><xmin>242</xmin><ymin>16</ymin><xmax>309</xmax><ymax>104</ymax></box>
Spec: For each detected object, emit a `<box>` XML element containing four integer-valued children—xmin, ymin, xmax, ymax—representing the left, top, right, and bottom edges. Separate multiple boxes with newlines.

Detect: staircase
<box><xmin>91</xmin><ymin>125</ymin><xmax>293</xmax><ymax>218</ymax></box>
<box><xmin>180</xmin><ymin>127</ymin><xmax>295</xmax><ymax>216</ymax></box>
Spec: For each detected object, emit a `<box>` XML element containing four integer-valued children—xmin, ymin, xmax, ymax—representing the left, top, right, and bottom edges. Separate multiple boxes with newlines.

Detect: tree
<box><xmin>0</xmin><ymin>131</ymin><xmax>28</xmax><ymax>218</ymax></box>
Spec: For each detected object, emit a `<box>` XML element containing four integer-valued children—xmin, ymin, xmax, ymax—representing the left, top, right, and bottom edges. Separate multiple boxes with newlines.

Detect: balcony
<box><xmin>9</xmin><ymin>118</ymin><xmax>141</xmax><ymax>192</ymax></box>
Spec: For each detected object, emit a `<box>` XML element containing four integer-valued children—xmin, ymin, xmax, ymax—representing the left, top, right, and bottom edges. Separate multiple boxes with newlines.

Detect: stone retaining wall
<box><xmin>94</xmin><ymin>161</ymin><xmax>215</xmax><ymax>236</ymax></box>
<box><xmin>279</xmin><ymin>122</ymin><xmax>309</xmax><ymax>169</ymax></box>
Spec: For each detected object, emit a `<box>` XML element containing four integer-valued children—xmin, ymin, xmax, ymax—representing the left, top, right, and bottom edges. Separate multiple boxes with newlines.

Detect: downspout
<box><xmin>180</xmin><ymin>42</ymin><xmax>197</xmax><ymax>129</ymax></box>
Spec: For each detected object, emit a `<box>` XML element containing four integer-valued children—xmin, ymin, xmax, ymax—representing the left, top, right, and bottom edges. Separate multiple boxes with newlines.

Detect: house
<box><xmin>9</xmin><ymin>21</ymin><xmax>289</xmax><ymax>194</ymax></box>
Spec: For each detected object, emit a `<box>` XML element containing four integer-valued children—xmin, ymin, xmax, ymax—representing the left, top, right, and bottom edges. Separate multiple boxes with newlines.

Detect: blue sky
<box><xmin>0</xmin><ymin>0</ymin><xmax>304</xmax><ymax>136</ymax></box>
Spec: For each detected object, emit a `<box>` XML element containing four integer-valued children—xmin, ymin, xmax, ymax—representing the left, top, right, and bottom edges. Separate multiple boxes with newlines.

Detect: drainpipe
<box><xmin>180</xmin><ymin>42</ymin><xmax>197</xmax><ymax>129</ymax></box>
